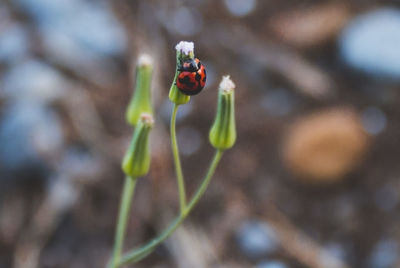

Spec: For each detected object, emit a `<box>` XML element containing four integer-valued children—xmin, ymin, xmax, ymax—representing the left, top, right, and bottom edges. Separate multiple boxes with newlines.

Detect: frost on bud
<box><xmin>122</xmin><ymin>113</ymin><xmax>154</xmax><ymax>177</ymax></box>
<box><xmin>175</xmin><ymin>41</ymin><xmax>194</xmax><ymax>59</ymax></box>
<box><xmin>126</xmin><ymin>54</ymin><xmax>154</xmax><ymax>126</ymax></box>
<box><xmin>169</xmin><ymin>41</ymin><xmax>195</xmax><ymax>105</ymax></box>
<box><xmin>209</xmin><ymin>76</ymin><xmax>237</xmax><ymax>150</ymax></box>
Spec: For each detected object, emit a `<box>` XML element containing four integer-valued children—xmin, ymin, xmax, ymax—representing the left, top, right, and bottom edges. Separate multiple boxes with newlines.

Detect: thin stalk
<box><xmin>108</xmin><ymin>176</ymin><xmax>137</xmax><ymax>268</ymax></box>
<box><xmin>119</xmin><ymin>149</ymin><xmax>224</xmax><ymax>266</ymax></box>
<box><xmin>171</xmin><ymin>104</ymin><xmax>187</xmax><ymax>213</ymax></box>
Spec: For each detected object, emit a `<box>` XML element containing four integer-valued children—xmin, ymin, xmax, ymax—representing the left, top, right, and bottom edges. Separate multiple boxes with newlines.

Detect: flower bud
<box><xmin>209</xmin><ymin>76</ymin><xmax>237</xmax><ymax>150</ymax></box>
<box><xmin>169</xmin><ymin>41</ymin><xmax>195</xmax><ymax>105</ymax></box>
<box><xmin>169</xmin><ymin>84</ymin><xmax>190</xmax><ymax>105</ymax></box>
<box><xmin>122</xmin><ymin>113</ymin><xmax>154</xmax><ymax>177</ymax></box>
<box><xmin>126</xmin><ymin>54</ymin><xmax>154</xmax><ymax>126</ymax></box>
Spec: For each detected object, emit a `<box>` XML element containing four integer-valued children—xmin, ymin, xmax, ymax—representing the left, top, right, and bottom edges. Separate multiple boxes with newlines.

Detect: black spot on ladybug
<box><xmin>195</xmin><ymin>73</ymin><xmax>202</xmax><ymax>81</ymax></box>
<box><xmin>179</xmin><ymin>76</ymin><xmax>195</xmax><ymax>88</ymax></box>
<box><xmin>202</xmin><ymin>69</ymin><xmax>207</xmax><ymax>82</ymax></box>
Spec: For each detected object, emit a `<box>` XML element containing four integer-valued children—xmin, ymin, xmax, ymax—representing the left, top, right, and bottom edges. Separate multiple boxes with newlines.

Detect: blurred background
<box><xmin>1</xmin><ymin>0</ymin><xmax>400</xmax><ymax>267</ymax></box>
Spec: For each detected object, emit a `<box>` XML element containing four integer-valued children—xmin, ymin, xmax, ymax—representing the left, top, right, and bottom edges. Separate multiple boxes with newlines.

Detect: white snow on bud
<box><xmin>219</xmin><ymin>75</ymin><xmax>235</xmax><ymax>93</ymax></box>
<box><xmin>140</xmin><ymin>113</ymin><xmax>154</xmax><ymax>126</ymax></box>
<box><xmin>175</xmin><ymin>41</ymin><xmax>194</xmax><ymax>55</ymax></box>
<box><xmin>137</xmin><ymin>53</ymin><xmax>153</xmax><ymax>67</ymax></box>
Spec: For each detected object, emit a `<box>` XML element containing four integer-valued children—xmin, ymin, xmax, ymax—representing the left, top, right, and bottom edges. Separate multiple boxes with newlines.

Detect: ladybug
<box><xmin>176</xmin><ymin>58</ymin><xmax>206</xmax><ymax>95</ymax></box>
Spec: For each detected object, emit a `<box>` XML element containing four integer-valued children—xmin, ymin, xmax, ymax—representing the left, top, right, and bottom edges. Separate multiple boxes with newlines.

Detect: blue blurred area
<box><xmin>368</xmin><ymin>239</ymin><xmax>399</xmax><ymax>268</ymax></box>
<box><xmin>2</xmin><ymin>59</ymin><xmax>67</xmax><ymax>102</ymax></box>
<box><xmin>0</xmin><ymin>24</ymin><xmax>29</xmax><ymax>63</ymax></box>
<box><xmin>0</xmin><ymin>0</ymin><xmax>128</xmax><ymax>186</ymax></box>
<box><xmin>14</xmin><ymin>0</ymin><xmax>127</xmax><ymax>56</ymax></box>
<box><xmin>236</xmin><ymin>220</ymin><xmax>278</xmax><ymax>259</ymax></box>
<box><xmin>0</xmin><ymin>101</ymin><xmax>63</xmax><ymax>183</ymax></box>
<box><xmin>340</xmin><ymin>8</ymin><xmax>400</xmax><ymax>80</ymax></box>
<box><xmin>257</xmin><ymin>260</ymin><xmax>288</xmax><ymax>268</ymax></box>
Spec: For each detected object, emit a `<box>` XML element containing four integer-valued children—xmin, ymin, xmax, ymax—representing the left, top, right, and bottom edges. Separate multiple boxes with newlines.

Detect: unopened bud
<box><xmin>122</xmin><ymin>113</ymin><xmax>154</xmax><ymax>177</ymax></box>
<box><xmin>126</xmin><ymin>54</ymin><xmax>154</xmax><ymax>126</ymax></box>
<box><xmin>169</xmin><ymin>84</ymin><xmax>190</xmax><ymax>105</ymax></box>
<box><xmin>209</xmin><ymin>76</ymin><xmax>237</xmax><ymax>150</ymax></box>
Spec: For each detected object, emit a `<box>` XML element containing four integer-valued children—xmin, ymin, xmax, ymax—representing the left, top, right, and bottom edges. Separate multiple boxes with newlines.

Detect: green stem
<box><xmin>119</xmin><ymin>149</ymin><xmax>224</xmax><ymax>266</ymax></box>
<box><xmin>171</xmin><ymin>104</ymin><xmax>187</xmax><ymax>213</ymax></box>
<box><xmin>108</xmin><ymin>176</ymin><xmax>137</xmax><ymax>268</ymax></box>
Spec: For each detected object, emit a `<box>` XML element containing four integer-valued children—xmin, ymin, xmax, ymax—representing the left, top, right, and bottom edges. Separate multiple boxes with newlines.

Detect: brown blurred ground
<box><xmin>1</xmin><ymin>0</ymin><xmax>400</xmax><ymax>268</ymax></box>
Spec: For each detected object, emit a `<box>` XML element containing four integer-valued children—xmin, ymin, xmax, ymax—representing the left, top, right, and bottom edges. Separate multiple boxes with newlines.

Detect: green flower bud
<box><xmin>126</xmin><ymin>54</ymin><xmax>154</xmax><ymax>126</ymax></box>
<box><xmin>209</xmin><ymin>76</ymin><xmax>237</xmax><ymax>150</ymax></box>
<box><xmin>169</xmin><ymin>41</ymin><xmax>194</xmax><ymax>105</ymax></box>
<box><xmin>169</xmin><ymin>84</ymin><xmax>190</xmax><ymax>105</ymax></box>
<box><xmin>122</xmin><ymin>113</ymin><xmax>154</xmax><ymax>177</ymax></box>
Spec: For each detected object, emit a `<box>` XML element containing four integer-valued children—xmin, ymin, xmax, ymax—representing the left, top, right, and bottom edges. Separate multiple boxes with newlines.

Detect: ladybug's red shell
<box><xmin>176</xmin><ymin>58</ymin><xmax>206</xmax><ymax>96</ymax></box>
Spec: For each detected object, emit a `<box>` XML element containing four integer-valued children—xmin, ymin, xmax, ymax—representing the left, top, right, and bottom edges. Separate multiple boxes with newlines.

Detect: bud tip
<box><xmin>175</xmin><ymin>41</ymin><xmax>194</xmax><ymax>55</ymax></box>
<box><xmin>137</xmin><ymin>54</ymin><xmax>153</xmax><ymax>67</ymax></box>
<box><xmin>140</xmin><ymin>113</ymin><xmax>154</xmax><ymax>126</ymax></box>
<box><xmin>219</xmin><ymin>75</ymin><xmax>235</xmax><ymax>93</ymax></box>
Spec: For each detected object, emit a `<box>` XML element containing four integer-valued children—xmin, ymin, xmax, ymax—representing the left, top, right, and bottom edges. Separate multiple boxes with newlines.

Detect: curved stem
<box><xmin>108</xmin><ymin>176</ymin><xmax>137</xmax><ymax>268</ymax></box>
<box><xmin>119</xmin><ymin>149</ymin><xmax>224</xmax><ymax>266</ymax></box>
<box><xmin>171</xmin><ymin>104</ymin><xmax>187</xmax><ymax>213</ymax></box>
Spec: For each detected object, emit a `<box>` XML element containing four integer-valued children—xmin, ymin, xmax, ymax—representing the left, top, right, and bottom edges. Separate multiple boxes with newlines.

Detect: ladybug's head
<box><xmin>179</xmin><ymin>58</ymin><xmax>200</xmax><ymax>72</ymax></box>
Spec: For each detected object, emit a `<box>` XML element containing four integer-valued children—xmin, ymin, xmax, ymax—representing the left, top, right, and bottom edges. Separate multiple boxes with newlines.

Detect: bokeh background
<box><xmin>1</xmin><ymin>0</ymin><xmax>400</xmax><ymax>267</ymax></box>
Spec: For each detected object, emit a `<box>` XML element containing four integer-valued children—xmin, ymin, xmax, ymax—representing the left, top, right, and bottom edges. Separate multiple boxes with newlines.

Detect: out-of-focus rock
<box><xmin>282</xmin><ymin>108</ymin><xmax>369</xmax><ymax>183</ymax></box>
<box><xmin>361</xmin><ymin>106</ymin><xmax>387</xmax><ymax>136</ymax></box>
<box><xmin>269</xmin><ymin>3</ymin><xmax>351</xmax><ymax>48</ymax></box>
<box><xmin>324</xmin><ymin>242</ymin><xmax>348</xmax><ymax>262</ymax></box>
<box><xmin>0</xmin><ymin>24</ymin><xmax>30</xmax><ymax>63</ymax></box>
<box><xmin>2</xmin><ymin>59</ymin><xmax>68</xmax><ymax>103</ymax></box>
<box><xmin>48</xmin><ymin>175</ymin><xmax>79</xmax><ymax>212</ymax></box>
<box><xmin>236</xmin><ymin>220</ymin><xmax>278</xmax><ymax>259</ymax></box>
<box><xmin>319</xmin><ymin>247</ymin><xmax>349</xmax><ymax>268</ymax></box>
<box><xmin>15</xmin><ymin>0</ymin><xmax>127</xmax><ymax>85</ymax></box>
<box><xmin>15</xmin><ymin>0</ymin><xmax>126</xmax><ymax>56</ymax></box>
<box><xmin>368</xmin><ymin>239</ymin><xmax>399</xmax><ymax>268</ymax></box>
<box><xmin>257</xmin><ymin>260</ymin><xmax>288</xmax><ymax>268</ymax></box>
<box><xmin>224</xmin><ymin>0</ymin><xmax>257</xmax><ymax>17</ymax></box>
<box><xmin>0</xmin><ymin>102</ymin><xmax>63</xmax><ymax>180</ymax></box>
<box><xmin>340</xmin><ymin>8</ymin><xmax>400</xmax><ymax>80</ymax></box>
